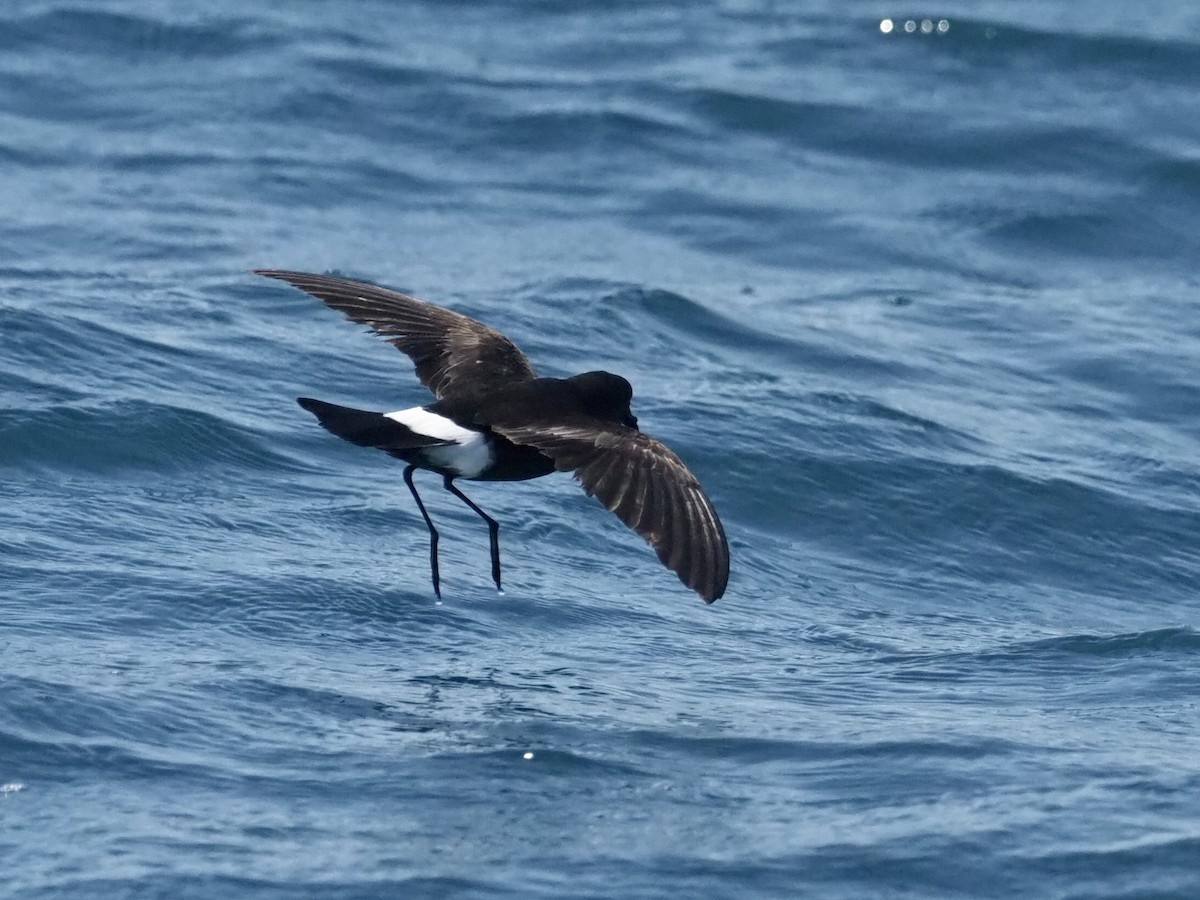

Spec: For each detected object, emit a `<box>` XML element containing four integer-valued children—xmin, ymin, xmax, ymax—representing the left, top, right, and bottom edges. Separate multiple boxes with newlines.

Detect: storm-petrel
<box><xmin>256</xmin><ymin>270</ymin><xmax>729</xmax><ymax>603</ymax></box>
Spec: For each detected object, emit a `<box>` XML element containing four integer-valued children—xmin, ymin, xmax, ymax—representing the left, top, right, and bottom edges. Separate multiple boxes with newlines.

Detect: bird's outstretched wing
<box><xmin>255</xmin><ymin>270</ymin><xmax>537</xmax><ymax>402</ymax></box>
<box><xmin>485</xmin><ymin>416</ymin><xmax>729</xmax><ymax>602</ymax></box>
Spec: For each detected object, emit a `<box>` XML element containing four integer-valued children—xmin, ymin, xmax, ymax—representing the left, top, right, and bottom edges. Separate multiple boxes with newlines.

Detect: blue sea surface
<box><xmin>3</xmin><ymin>2</ymin><xmax>1200</xmax><ymax>897</ymax></box>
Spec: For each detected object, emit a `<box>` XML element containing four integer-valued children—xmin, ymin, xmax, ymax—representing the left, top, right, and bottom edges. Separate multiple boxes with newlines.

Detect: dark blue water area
<box><xmin>3</xmin><ymin>1</ymin><xmax>1200</xmax><ymax>897</ymax></box>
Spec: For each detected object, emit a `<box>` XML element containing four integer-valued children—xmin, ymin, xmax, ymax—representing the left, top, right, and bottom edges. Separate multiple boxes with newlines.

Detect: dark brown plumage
<box><xmin>255</xmin><ymin>269</ymin><xmax>536</xmax><ymax>402</ymax></box>
<box><xmin>256</xmin><ymin>269</ymin><xmax>729</xmax><ymax>603</ymax></box>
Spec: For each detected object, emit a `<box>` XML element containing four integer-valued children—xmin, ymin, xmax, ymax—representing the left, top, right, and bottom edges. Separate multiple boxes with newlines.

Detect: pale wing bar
<box><xmin>488</xmin><ymin>420</ymin><xmax>729</xmax><ymax>602</ymax></box>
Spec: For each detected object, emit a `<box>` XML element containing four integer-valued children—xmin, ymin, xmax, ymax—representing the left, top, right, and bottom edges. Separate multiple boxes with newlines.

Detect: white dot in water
<box><xmin>1</xmin><ymin>783</ymin><xmax>24</xmax><ymax>795</ymax></box>
<box><xmin>921</xmin><ymin>19</ymin><xmax>934</xmax><ymax>33</ymax></box>
<box><xmin>904</xmin><ymin>19</ymin><xmax>917</xmax><ymax>33</ymax></box>
<box><xmin>879</xmin><ymin>18</ymin><xmax>894</xmax><ymax>34</ymax></box>
<box><xmin>523</xmin><ymin>752</ymin><xmax>534</xmax><ymax>760</ymax></box>
<box><xmin>938</xmin><ymin>19</ymin><xmax>950</xmax><ymax>33</ymax></box>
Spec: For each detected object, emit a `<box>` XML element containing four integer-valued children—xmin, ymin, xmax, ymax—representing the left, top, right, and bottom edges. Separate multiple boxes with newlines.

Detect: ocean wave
<box><xmin>0</xmin><ymin>8</ymin><xmax>266</xmax><ymax>59</ymax></box>
<box><xmin>0</xmin><ymin>399</ymin><xmax>299</xmax><ymax>473</ymax></box>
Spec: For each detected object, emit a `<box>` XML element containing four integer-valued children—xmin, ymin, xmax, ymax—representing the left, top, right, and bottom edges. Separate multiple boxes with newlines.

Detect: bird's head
<box><xmin>569</xmin><ymin>371</ymin><xmax>639</xmax><ymax>430</ymax></box>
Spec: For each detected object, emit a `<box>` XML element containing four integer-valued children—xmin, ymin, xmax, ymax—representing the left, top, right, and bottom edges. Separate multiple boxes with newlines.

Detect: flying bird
<box><xmin>256</xmin><ymin>270</ymin><xmax>729</xmax><ymax>603</ymax></box>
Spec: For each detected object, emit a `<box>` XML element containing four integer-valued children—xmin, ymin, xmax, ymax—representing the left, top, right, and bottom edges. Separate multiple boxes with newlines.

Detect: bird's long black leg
<box><xmin>404</xmin><ymin>465</ymin><xmax>441</xmax><ymax>598</ymax></box>
<box><xmin>443</xmin><ymin>476</ymin><xmax>502</xmax><ymax>592</ymax></box>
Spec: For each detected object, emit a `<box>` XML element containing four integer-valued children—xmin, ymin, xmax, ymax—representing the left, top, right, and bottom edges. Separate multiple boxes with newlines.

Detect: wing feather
<box><xmin>487</xmin><ymin>418</ymin><xmax>729</xmax><ymax>602</ymax></box>
<box><xmin>255</xmin><ymin>270</ymin><xmax>537</xmax><ymax>401</ymax></box>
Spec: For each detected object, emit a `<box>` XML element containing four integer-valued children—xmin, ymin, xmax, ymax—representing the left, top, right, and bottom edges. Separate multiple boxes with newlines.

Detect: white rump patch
<box><xmin>385</xmin><ymin>406</ymin><xmax>492</xmax><ymax>478</ymax></box>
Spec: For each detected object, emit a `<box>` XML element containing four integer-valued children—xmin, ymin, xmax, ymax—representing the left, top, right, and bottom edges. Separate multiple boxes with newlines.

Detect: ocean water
<box><xmin>3</xmin><ymin>1</ymin><xmax>1200</xmax><ymax>897</ymax></box>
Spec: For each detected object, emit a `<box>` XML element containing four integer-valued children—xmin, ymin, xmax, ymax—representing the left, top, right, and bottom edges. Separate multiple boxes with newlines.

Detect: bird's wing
<box><xmin>255</xmin><ymin>270</ymin><xmax>537</xmax><ymax>401</ymax></box>
<box><xmin>486</xmin><ymin>416</ymin><xmax>729</xmax><ymax>603</ymax></box>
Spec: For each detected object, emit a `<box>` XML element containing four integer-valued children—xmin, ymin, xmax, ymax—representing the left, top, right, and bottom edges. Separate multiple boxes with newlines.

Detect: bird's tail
<box><xmin>297</xmin><ymin>398</ymin><xmax>451</xmax><ymax>450</ymax></box>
